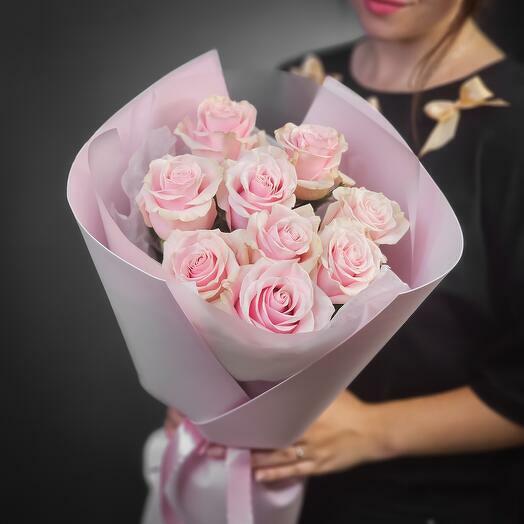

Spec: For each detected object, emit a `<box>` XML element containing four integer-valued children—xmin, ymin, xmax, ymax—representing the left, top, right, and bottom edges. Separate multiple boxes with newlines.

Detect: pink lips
<box><xmin>363</xmin><ymin>0</ymin><xmax>410</xmax><ymax>16</ymax></box>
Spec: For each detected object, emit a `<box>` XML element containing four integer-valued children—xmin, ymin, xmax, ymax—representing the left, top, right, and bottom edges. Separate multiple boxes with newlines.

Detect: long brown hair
<box><xmin>410</xmin><ymin>0</ymin><xmax>486</xmax><ymax>148</ymax></box>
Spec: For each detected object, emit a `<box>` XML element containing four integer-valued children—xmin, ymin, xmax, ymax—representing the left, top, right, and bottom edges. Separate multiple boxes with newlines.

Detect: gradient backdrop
<box><xmin>4</xmin><ymin>1</ymin><xmax>522</xmax><ymax>522</ymax></box>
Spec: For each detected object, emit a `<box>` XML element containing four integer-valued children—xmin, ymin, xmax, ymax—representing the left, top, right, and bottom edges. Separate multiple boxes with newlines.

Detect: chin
<box><xmin>350</xmin><ymin>0</ymin><xmax>449</xmax><ymax>42</ymax></box>
<box><xmin>358</xmin><ymin>16</ymin><xmax>414</xmax><ymax>41</ymax></box>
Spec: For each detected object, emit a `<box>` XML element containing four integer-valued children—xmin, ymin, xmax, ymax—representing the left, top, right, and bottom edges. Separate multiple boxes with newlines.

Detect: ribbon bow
<box><xmin>290</xmin><ymin>54</ymin><xmax>342</xmax><ymax>85</ymax></box>
<box><xmin>419</xmin><ymin>75</ymin><xmax>509</xmax><ymax>157</ymax></box>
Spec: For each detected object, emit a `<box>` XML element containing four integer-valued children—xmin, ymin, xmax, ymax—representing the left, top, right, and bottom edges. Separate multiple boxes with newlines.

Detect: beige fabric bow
<box><xmin>419</xmin><ymin>75</ymin><xmax>509</xmax><ymax>157</ymax></box>
<box><xmin>291</xmin><ymin>55</ymin><xmax>379</xmax><ymax>113</ymax></box>
<box><xmin>290</xmin><ymin>54</ymin><xmax>342</xmax><ymax>85</ymax></box>
<box><xmin>367</xmin><ymin>96</ymin><xmax>381</xmax><ymax>112</ymax></box>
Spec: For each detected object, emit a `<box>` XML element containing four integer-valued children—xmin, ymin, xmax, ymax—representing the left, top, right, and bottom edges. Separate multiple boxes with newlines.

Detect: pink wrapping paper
<box><xmin>67</xmin><ymin>51</ymin><xmax>463</xmax><ymax>524</ymax></box>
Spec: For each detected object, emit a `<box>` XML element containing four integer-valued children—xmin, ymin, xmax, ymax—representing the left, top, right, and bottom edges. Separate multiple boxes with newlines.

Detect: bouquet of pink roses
<box><xmin>131</xmin><ymin>94</ymin><xmax>410</xmax><ymax>383</ymax></box>
<box><xmin>67</xmin><ymin>51</ymin><xmax>462</xmax><ymax>524</ymax></box>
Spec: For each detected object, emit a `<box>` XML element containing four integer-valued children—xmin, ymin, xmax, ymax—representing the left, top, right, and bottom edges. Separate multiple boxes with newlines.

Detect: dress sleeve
<box><xmin>470</xmin><ymin>120</ymin><xmax>524</xmax><ymax>426</ymax></box>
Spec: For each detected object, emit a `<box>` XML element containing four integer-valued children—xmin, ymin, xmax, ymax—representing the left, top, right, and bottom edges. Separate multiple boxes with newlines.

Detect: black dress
<box><xmin>282</xmin><ymin>44</ymin><xmax>524</xmax><ymax>524</ymax></box>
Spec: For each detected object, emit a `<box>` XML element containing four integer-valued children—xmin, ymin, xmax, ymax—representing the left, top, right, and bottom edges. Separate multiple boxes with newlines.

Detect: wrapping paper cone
<box><xmin>67</xmin><ymin>51</ymin><xmax>463</xmax><ymax>524</ymax></box>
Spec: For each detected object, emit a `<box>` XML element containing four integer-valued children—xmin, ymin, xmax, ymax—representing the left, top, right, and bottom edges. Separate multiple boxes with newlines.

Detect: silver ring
<box><xmin>294</xmin><ymin>445</ymin><xmax>305</xmax><ymax>460</ymax></box>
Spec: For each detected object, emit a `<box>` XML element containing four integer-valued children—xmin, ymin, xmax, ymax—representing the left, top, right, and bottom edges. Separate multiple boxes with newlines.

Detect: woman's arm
<box><xmin>250</xmin><ymin>387</ymin><xmax>524</xmax><ymax>482</ymax></box>
<box><xmin>377</xmin><ymin>386</ymin><xmax>524</xmax><ymax>456</ymax></box>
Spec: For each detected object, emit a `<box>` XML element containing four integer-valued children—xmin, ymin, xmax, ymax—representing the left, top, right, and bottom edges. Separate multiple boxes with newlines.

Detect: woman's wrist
<box><xmin>362</xmin><ymin>401</ymin><xmax>401</xmax><ymax>462</ymax></box>
<box><xmin>342</xmin><ymin>397</ymin><xmax>400</xmax><ymax>464</ymax></box>
<box><xmin>363</xmin><ymin>396</ymin><xmax>437</xmax><ymax>461</ymax></box>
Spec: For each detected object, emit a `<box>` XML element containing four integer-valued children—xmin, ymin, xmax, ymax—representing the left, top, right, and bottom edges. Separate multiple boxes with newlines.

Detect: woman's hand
<box><xmin>188</xmin><ymin>386</ymin><xmax>524</xmax><ymax>483</ymax></box>
<box><xmin>205</xmin><ymin>391</ymin><xmax>389</xmax><ymax>480</ymax></box>
<box><xmin>249</xmin><ymin>390</ymin><xmax>392</xmax><ymax>483</ymax></box>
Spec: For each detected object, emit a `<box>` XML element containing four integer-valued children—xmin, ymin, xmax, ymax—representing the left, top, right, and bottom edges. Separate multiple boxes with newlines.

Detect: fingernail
<box><xmin>255</xmin><ymin>471</ymin><xmax>267</xmax><ymax>482</ymax></box>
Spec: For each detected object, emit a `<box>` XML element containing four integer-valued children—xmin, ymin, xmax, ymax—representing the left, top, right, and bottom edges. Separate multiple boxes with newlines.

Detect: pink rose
<box><xmin>174</xmin><ymin>95</ymin><xmax>260</xmax><ymax>160</ymax></box>
<box><xmin>274</xmin><ymin>123</ymin><xmax>352</xmax><ymax>201</ymax></box>
<box><xmin>217</xmin><ymin>146</ymin><xmax>297</xmax><ymax>230</ymax></box>
<box><xmin>162</xmin><ymin>229</ymin><xmax>248</xmax><ymax>302</ymax></box>
<box><xmin>222</xmin><ymin>259</ymin><xmax>334</xmax><ymax>334</ymax></box>
<box><xmin>322</xmin><ymin>186</ymin><xmax>409</xmax><ymax>245</ymax></box>
<box><xmin>136</xmin><ymin>154</ymin><xmax>222</xmax><ymax>240</ymax></box>
<box><xmin>317</xmin><ymin>218</ymin><xmax>386</xmax><ymax>304</ymax></box>
<box><xmin>246</xmin><ymin>204</ymin><xmax>321</xmax><ymax>273</ymax></box>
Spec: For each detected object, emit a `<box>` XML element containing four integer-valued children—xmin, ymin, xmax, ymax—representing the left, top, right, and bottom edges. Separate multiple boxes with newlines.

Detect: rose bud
<box><xmin>221</xmin><ymin>258</ymin><xmax>334</xmax><ymax>334</ymax></box>
<box><xmin>163</xmin><ymin>229</ymin><xmax>248</xmax><ymax>302</ymax></box>
<box><xmin>217</xmin><ymin>146</ymin><xmax>297</xmax><ymax>230</ymax></box>
<box><xmin>317</xmin><ymin>218</ymin><xmax>386</xmax><ymax>304</ymax></box>
<box><xmin>136</xmin><ymin>154</ymin><xmax>222</xmax><ymax>240</ymax></box>
<box><xmin>174</xmin><ymin>95</ymin><xmax>261</xmax><ymax>160</ymax></box>
<box><xmin>274</xmin><ymin>123</ymin><xmax>353</xmax><ymax>201</ymax></box>
<box><xmin>322</xmin><ymin>186</ymin><xmax>409</xmax><ymax>245</ymax></box>
<box><xmin>246</xmin><ymin>204</ymin><xmax>321</xmax><ymax>274</ymax></box>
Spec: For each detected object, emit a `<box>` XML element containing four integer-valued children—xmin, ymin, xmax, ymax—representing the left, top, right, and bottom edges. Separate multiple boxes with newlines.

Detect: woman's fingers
<box><xmin>255</xmin><ymin>460</ymin><xmax>316</xmax><ymax>482</ymax></box>
<box><xmin>205</xmin><ymin>445</ymin><xmax>312</xmax><ymax>467</ymax></box>
<box><xmin>206</xmin><ymin>445</ymin><xmax>226</xmax><ymax>459</ymax></box>
<box><xmin>251</xmin><ymin>445</ymin><xmax>318</xmax><ymax>482</ymax></box>
<box><xmin>164</xmin><ymin>407</ymin><xmax>184</xmax><ymax>435</ymax></box>
<box><xmin>251</xmin><ymin>446</ymin><xmax>304</xmax><ymax>468</ymax></box>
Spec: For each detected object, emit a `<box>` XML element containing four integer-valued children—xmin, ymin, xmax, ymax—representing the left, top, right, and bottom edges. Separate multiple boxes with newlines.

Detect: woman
<box><xmin>166</xmin><ymin>1</ymin><xmax>524</xmax><ymax>521</ymax></box>
<box><xmin>251</xmin><ymin>1</ymin><xmax>524</xmax><ymax>523</ymax></box>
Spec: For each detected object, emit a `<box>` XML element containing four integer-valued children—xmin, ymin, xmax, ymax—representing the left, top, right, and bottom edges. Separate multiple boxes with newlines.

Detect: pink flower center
<box><xmin>282</xmin><ymin>224</ymin><xmax>302</xmax><ymax>242</ymax></box>
<box><xmin>182</xmin><ymin>250</ymin><xmax>216</xmax><ymax>280</ymax></box>
<box><xmin>362</xmin><ymin>198</ymin><xmax>390</xmax><ymax>225</ymax></box>
<box><xmin>249</xmin><ymin>167</ymin><xmax>280</xmax><ymax>197</ymax></box>
<box><xmin>159</xmin><ymin>161</ymin><xmax>202</xmax><ymax>194</ymax></box>
<box><xmin>274</xmin><ymin>287</ymin><xmax>290</xmax><ymax>306</ymax></box>
<box><xmin>264</xmin><ymin>284</ymin><xmax>294</xmax><ymax>316</ymax></box>
<box><xmin>330</xmin><ymin>233</ymin><xmax>371</xmax><ymax>280</ymax></box>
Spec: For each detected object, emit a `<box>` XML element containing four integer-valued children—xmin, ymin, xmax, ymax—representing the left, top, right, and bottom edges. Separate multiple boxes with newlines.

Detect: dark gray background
<box><xmin>4</xmin><ymin>1</ymin><xmax>522</xmax><ymax>523</ymax></box>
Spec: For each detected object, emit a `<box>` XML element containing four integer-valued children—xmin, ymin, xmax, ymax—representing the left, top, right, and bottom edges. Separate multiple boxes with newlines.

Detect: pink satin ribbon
<box><xmin>226</xmin><ymin>448</ymin><xmax>254</xmax><ymax>524</ymax></box>
<box><xmin>160</xmin><ymin>419</ymin><xmax>254</xmax><ymax>524</ymax></box>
